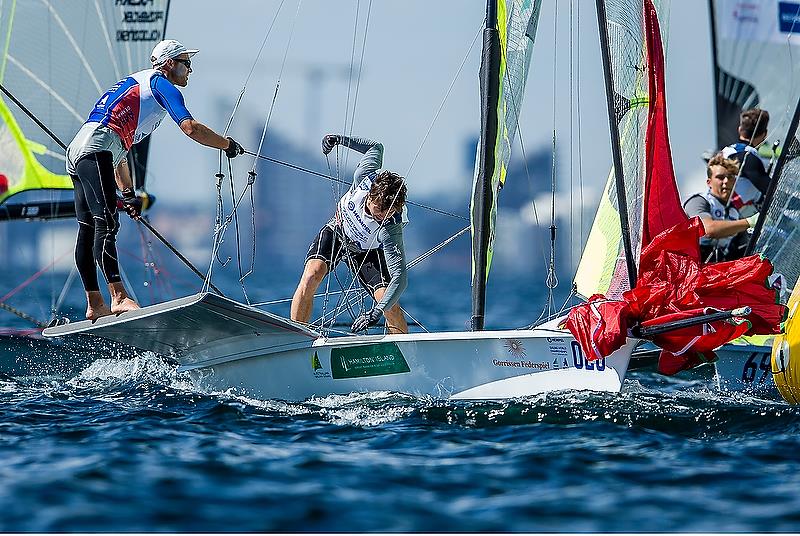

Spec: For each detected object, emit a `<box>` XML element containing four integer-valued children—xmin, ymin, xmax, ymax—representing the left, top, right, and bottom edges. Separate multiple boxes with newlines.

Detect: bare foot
<box><xmin>86</xmin><ymin>304</ymin><xmax>113</xmax><ymax>321</ymax></box>
<box><xmin>111</xmin><ymin>297</ymin><xmax>140</xmax><ymax>314</ymax></box>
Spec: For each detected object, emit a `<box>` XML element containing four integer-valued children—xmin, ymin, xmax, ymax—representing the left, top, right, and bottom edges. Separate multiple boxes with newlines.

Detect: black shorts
<box><xmin>305</xmin><ymin>225</ymin><xmax>391</xmax><ymax>293</ymax></box>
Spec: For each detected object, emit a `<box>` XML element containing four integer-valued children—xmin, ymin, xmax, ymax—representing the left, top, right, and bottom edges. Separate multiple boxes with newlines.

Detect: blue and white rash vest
<box><xmin>67</xmin><ymin>69</ymin><xmax>192</xmax><ymax>174</ymax></box>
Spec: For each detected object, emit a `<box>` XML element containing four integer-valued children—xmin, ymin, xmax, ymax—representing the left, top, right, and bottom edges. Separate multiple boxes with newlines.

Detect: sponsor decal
<box><xmin>779</xmin><ymin>2</ymin><xmax>800</xmax><ymax>33</ymax></box>
<box><xmin>571</xmin><ymin>341</ymin><xmax>606</xmax><ymax>372</ymax></box>
<box><xmin>504</xmin><ymin>339</ymin><xmax>526</xmax><ymax>358</ymax></box>
<box><xmin>732</xmin><ymin>2</ymin><xmax>759</xmax><ymax>24</ymax></box>
<box><xmin>311</xmin><ymin>351</ymin><xmax>331</xmax><ymax>378</ymax></box>
<box><xmin>331</xmin><ymin>342</ymin><xmax>410</xmax><ymax>379</ymax></box>
<box><xmin>547</xmin><ymin>337</ymin><xmax>569</xmax><ymax>358</ymax></box>
<box><xmin>348</xmin><ymin>201</ymin><xmax>356</xmax><ymax>211</ymax></box>
<box><xmin>491</xmin><ymin>358</ymin><xmax>550</xmax><ymax>371</ymax></box>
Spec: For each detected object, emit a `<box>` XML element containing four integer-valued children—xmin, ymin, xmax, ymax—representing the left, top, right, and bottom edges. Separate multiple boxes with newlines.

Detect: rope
<box><xmin>405</xmin><ymin>22</ymin><xmax>483</xmax><ymax>178</ymax></box>
<box><xmin>0</xmin><ymin>249</ymin><xmax>71</xmax><ymax>303</ymax></box>
<box><xmin>242</xmin><ymin>150</ymin><xmax>468</xmax><ymax>221</ymax></box>
<box><xmin>222</xmin><ymin>0</ymin><xmax>288</xmax><ymax>136</ymax></box>
<box><xmin>400</xmin><ymin>305</ymin><xmax>428</xmax><ymax>333</ymax></box>
<box><xmin>251</xmin><ymin>225</ymin><xmax>470</xmax><ymax>332</ymax></box>
<box><xmin>52</xmin><ymin>267</ymin><xmax>77</xmax><ymax>322</ymax></box>
<box><xmin>545</xmin><ymin>0</ymin><xmax>560</xmax><ymax>320</ymax></box>
<box><xmin>0</xmin><ymin>301</ymin><xmax>45</xmax><ymax>328</ymax></box>
<box><xmin>203</xmin><ymin>1</ymin><xmax>301</xmax><ymax>299</ymax></box>
<box><xmin>251</xmin><ymin>0</ymin><xmax>303</xmax><ymax>168</ymax></box>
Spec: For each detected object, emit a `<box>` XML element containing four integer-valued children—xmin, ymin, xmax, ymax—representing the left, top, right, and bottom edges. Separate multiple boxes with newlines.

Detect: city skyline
<box><xmin>146</xmin><ymin>0</ymin><xmax>716</xmax><ymax>208</ymax></box>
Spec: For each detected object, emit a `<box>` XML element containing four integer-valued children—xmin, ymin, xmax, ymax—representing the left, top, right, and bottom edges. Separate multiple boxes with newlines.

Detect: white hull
<box><xmin>43</xmin><ymin>293</ymin><xmax>636</xmax><ymax>401</ymax></box>
<box><xmin>185</xmin><ymin>329</ymin><xmax>636</xmax><ymax>401</ymax></box>
<box><xmin>713</xmin><ymin>339</ymin><xmax>777</xmax><ymax>395</ymax></box>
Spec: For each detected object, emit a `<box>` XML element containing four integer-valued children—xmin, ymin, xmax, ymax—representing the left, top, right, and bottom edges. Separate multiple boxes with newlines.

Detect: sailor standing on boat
<box><xmin>65</xmin><ymin>39</ymin><xmax>245</xmax><ymax>321</ymax></box>
<box><xmin>290</xmin><ymin>135</ymin><xmax>409</xmax><ymax>334</ymax></box>
<box><xmin>683</xmin><ymin>154</ymin><xmax>759</xmax><ymax>262</ymax></box>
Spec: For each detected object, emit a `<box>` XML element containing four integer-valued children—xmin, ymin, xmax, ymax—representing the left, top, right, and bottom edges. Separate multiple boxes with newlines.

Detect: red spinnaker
<box><xmin>641</xmin><ymin>0</ymin><xmax>687</xmax><ymax>247</ymax></box>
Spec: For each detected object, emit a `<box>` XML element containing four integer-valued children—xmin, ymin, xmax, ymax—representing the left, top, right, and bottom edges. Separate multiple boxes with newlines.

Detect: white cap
<box><xmin>150</xmin><ymin>39</ymin><xmax>199</xmax><ymax>66</ymax></box>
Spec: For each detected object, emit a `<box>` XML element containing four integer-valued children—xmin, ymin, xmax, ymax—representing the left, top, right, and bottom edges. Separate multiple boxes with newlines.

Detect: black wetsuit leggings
<box><xmin>70</xmin><ymin>151</ymin><xmax>121</xmax><ymax>292</ymax></box>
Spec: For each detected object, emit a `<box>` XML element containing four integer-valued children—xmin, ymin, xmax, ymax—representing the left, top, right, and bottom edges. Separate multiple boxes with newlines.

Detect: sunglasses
<box><xmin>173</xmin><ymin>57</ymin><xmax>191</xmax><ymax>69</ymax></box>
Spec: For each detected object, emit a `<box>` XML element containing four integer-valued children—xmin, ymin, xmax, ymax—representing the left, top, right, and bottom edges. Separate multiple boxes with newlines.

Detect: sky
<box><xmin>144</xmin><ymin>0</ymin><xmax>715</xmax><ymax>209</ymax></box>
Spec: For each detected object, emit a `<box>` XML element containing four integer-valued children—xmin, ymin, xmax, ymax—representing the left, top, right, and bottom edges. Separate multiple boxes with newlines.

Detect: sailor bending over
<box><xmin>683</xmin><ymin>154</ymin><xmax>759</xmax><ymax>262</ymax></box>
<box><xmin>720</xmin><ymin>108</ymin><xmax>771</xmax><ymax>216</ymax></box>
<box><xmin>65</xmin><ymin>39</ymin><xmax>245</xmax><ymax>321</ymax></box>
<box><xmin>290</xmin><ymin>134</ymin><xmax>409</xmax><ymax>334</ymax></box>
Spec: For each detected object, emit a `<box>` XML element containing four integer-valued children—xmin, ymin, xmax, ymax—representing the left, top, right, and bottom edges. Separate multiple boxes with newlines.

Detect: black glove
<box><xmin>322</xmin><ymin>134</ymin><xmax>340</xmax><ymax>155</ymax></box>
<box><xmin>225</xmin><ymin>137</ymin><xmax>244</xmax><ymax>159</ymax></box>
<box><xmin>120</xmin><ymin>188</ymin><xmax>142</xmax><ymax>219</ymax></box>
<box><xmin>351</xmin><ymin>307</ymin><xmax>383</xmax><ymax>333</ymax></box>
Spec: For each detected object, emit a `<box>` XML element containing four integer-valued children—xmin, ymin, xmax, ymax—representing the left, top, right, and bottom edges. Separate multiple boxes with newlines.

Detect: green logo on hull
<box><xmin>311</xmin><ymin>351</ymin><xmax>322</xmax><ymax>371</ymax></box>
<box><xmin>331</xmin><ymin>342</ymin><xmax>410</xmax><ymax>379</ymax></box>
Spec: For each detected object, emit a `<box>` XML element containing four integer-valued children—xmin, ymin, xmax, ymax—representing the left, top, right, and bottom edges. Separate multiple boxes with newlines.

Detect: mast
<box><xmin>707</xmin><ymin>0</ymin><xmax>724</xmax><ymax>150</ymax></box>
<box><xmin>744</xmin><ymin>93</ymin><xmax>800</xmax><ymax>256</ymax></box>
<box><xmin>595</xmin><ymin>0</ymin><xmax>637</xmax><ymax>288</ymax></box>
<box><xmin>471</xmin><ymin>0</ymin><xmax>502</xmax><ymax>331</ymax></box>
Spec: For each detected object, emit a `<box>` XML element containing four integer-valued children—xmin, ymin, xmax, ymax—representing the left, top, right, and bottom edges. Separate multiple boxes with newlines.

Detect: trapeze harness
<box><xmin>334</xmin><ymin>172</ymin><xmax>401</xmax><ymax>251</ymax></box>
<box><xmin>720</xmin><ymin>142</ymin><xmax>769</xmax><ymax>216</ymax></box>
<box><xmin>686</xmin><ymin>190</ymin><xmax>746</xmax><ymax>262</ymax></box>
<box><xmin>67</xmin><ymin>69</ymin><xmax>192</xmax><ymax>292</ymax></box>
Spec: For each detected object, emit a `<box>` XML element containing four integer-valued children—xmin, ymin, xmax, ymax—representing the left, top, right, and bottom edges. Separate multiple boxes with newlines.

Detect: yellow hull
<box><xmin>772</xmin><ymin>284</ymin><xmax>800</xmax><ymax>404</ymax></box>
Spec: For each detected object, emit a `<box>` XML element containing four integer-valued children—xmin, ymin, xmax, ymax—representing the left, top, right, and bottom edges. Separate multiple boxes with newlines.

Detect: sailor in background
<box><xmin>720</xmin><ymin>108</ymin><xmax>771</xmax><ymax>217</ymax></box>
<box><xmin>290</xmin><ymin>134</ymin><xmax>409</xmax><ymax>334</ymax></box>
<box><xmin>684</xmin><ymin>154</ymin><xmax>760</xmax><ymax>262</ymax></box>
<box><xmin>65</xmin><ymin>39</ymin><xmax>245</xmax><ymax>321</ymax></box>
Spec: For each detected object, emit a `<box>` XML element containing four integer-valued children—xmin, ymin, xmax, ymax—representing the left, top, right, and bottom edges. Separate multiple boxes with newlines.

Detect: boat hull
<box><xmin>183</xmin><ymin>330</ymin><xmax>636</xmax><ymax>401</ymax></box>
<box><xmin>713</xmin><ymin>337</ymin><xmax>777</xmax><ymax>396</ymax></box>
<box><xmin>43</xmin><ymin>293</ymin><xmax>636</xmax><ymax>401</ymax></box>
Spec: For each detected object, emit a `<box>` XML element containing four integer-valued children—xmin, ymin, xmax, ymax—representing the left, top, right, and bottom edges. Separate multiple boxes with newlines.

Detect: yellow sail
<box><xmin>470</xmin><ymin>0</ymin><xmax>542</xmax><ymax>281</ymax></box>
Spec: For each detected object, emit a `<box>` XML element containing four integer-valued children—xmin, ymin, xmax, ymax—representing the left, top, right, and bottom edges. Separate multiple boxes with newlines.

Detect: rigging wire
<box><xmin>243</xmin><ymin>149</ymin><xmax>468</xmax><ymax>221</ymax></box>
<box><xmin>251</xmin><ymin>226</ymin><xmax>468</xmax><ymax>308</ymax></box>
<box><xmin>405</xmin><ymin>21</ymin><xmax>483</xmax><ymax>178</ymax></box>
<box><xmin>222</xmin><ymin>0</ymin><xmax>288</xmax><ymax>136</ymax></box>
<box><xmin>576</xmin><ymin>0</ymin><xmax>585</xmax><ymax>259</ymax></box>
<box><xmin>252</xmin><ymin>0</ymin><xmax>304</xmax><ymax>165</ymax></box>
<box><xmin>204</xmin><ymin>0</ymin><xmax>303</xmax><ymax>297</ymax></box>
<box><xmin>325</xmin><ymin>12</ymin><xmax>487</xmax><ymax>331</ymax></box>
<box><xmin>322</xmin><ymin>0</ymin><xmax>373</xmax><ymax>323</ymax></box>
<box><xmin>219</xmin><ymin>8</ymin><xmax>481</xmax><ymax>332</ymax></box>
<box><xmin>494</xmin><ymin>6</ymin><xmax>552</xmax><ymax>312</ymax></box>
<box><xmin>545</xmin><ymin>0</ymin><xmax>560</xmax><ymax>320</ymax></box>
<box><xmin>568</xmin><ymin>0</ymin><xmax>575</xmax><ymax>273</ymax></box>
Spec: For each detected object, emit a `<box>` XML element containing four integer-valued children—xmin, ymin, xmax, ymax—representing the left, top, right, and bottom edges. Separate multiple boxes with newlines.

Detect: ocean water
<box><xmin>2</xmin><ymin>268</ymin><xmax>800</xmax><ymax>532</ymax></box>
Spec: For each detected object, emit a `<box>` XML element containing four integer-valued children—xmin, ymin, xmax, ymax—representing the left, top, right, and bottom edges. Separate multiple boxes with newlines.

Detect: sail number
<box><xmin>571</xmin><ymin>341</ymin><xmax>605</xmax><ymax>371</ymax></box>
<box><xmin>741</xmin><ymin>352</ymin><xmax>770</xmax><ymax>384</ymax></box>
